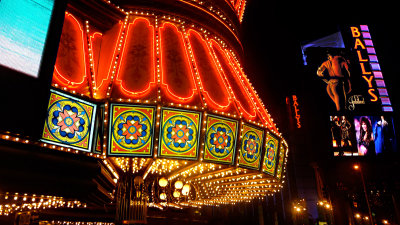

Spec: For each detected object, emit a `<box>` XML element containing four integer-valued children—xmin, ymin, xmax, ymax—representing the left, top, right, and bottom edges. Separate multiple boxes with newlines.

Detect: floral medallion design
<box><xmin>42</xmin><ymin>90</ymin><xmax>95</xmax><ymax>152</ymax></box>
<box><xmin>166</xmin><ymin>119</ymin><xmax>194</xmax><ymax>148</ymax></box>
<box><xmin>276</xmin><ymin>144</ymin><xmax>287</xmax><ymax>180</ymax></box>
<box><xmin>203</xmin><ymin>115</ymin><xmax>238</xmax><ymax>164</ymax></box>
<box><xmin>238</xmin><ymin>124</ymin><xmax>264</xmax><ymax>169</ymax></box>
<box><xmin>242</xmin><ymin>132</ymin><xmax>260</xmax><ymax>162</ymax></box>
<box><xmin>262</xmin><ymin>133</ymin><xmax>279</xmax><ymax>176</ymax></box>
<box><xmin>109</xmin><ymin>104</ymin><xmax>155</xmax><ymax>157</ymax></box>
<box><xmin>209</xmin><ymin>126</ymin><xmax>232</xmax><ymax>153</ymax></box>
<box><xmin>265</xmin><ymin>141</ymin><xmax>276</xmax><ymax>169</ymax></box>
<box><xmin>159</xmin><ymin>109</ymin><xmax>201</xmax><ymax>160</ymax></box>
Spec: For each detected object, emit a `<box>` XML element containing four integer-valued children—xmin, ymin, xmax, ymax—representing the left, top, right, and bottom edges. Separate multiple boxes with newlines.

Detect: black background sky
<box><xmin>240</xmin><ymin>0</ymin><xmax>400</xmax><ymax>134</ymax></box>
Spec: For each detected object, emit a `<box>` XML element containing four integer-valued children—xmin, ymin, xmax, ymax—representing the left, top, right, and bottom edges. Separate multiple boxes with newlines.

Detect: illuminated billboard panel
<box><xmin>330</xmin><ymin>115</ymin><xmax>396</xmax><ymax>156</ymax></box>
<box><xmin>301</xmin><ymin>25</ymin><xmax>397</xmax><ymax>157</ymax></box>
<box><xmin>0</xmin><ymin>0</ymin><xmax>55</xmax><ymax>78</ymax></box>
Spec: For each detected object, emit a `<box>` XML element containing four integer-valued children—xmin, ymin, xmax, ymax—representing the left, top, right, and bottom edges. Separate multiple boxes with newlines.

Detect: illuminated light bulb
<box><xmin>159</xmin><ymin>192</ymin><xmax>167</xmax><ymax>201</ymax></box>
<box><xmin>173</xmin><ymin>190</ymin><xmax>181</xmax><ymax>198</ymax></box>
<box><xmin>174</xmin><ymin>180</ymin><xmax>183</xmax><ymax>189</ymax></box>
<box><xmin>159</xmin><ymin>177</ymin><xmax>168</xmax><ymax>187</ymax></box>
<box><xmin>182</xmin><ymin>184</ymin><xmax>191</xmax><ymax>196</ymax></box>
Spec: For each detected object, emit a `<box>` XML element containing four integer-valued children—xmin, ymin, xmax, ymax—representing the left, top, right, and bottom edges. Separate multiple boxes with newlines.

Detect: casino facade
<box><xmin>0</xmin><ymin>0</ymin><xmax>289</xmax><ymax>224</ymax></box>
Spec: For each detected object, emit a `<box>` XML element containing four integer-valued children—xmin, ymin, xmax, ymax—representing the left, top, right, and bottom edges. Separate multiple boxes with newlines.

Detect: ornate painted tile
<box><xmin>238</xmin><ymin>123</ymin><xmax>264</xmax><ymax>170</ymax></box>
<box><xmin>203</xmin><ymin>114</ymin><xmax>238</xmax><ymax>165</ymax></box>
<box><xmin>108</xmin><ymin>104</ymin><xmax>156</xmax><ymax>157</ymax></box>
<box><xmin>42</xmin><ymin>90</ymin><xmax>96</xmax><ymax>152</ymax></box>
<box><xmin>276</xmin><ymin>143</ymin><xmax>287</xmax><ymax>180</ymax></box>
<box><xmin>262</xmin><ymin>132</ymin><xmax>280</xmax><ymax>176</ymax></box>
<box><xmin>158</xmin><ymin>108</ymin><xmax>201</xmax><ymax>160</ymax></box>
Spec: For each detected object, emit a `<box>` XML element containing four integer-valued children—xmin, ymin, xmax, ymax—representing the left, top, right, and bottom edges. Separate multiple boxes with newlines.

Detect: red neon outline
<box><xmin>187</xmin><ymin>30</ymin><xmax>231</xmax><ymax>111</ymax></box>
<box><xmin>88</xmin><ymin>31</ymin><xmax>103</xmax><ymax>89</ymax></box>
<box><xmin>114</xmin><ymin>18</ymin><xmax>156</xmax><ymax>98</ymax></box>
<box><xmin>178</xmin><ymin>0</ymin><xmax>242</xmax><ymax>48</ymax></box>
<box><xmin>89</xmin><ymin>32</ymin><xmax>103</xmax><ymax>83</ymax></box>
<box><xmin>210</xmin><ymin>40</ymin><xmax>256</xmax><ymax>119</ymax></box>
<box><xmin>159</xmin><ymin>22</ymin><xmax>197</xmax><ymax>103</ymax></box>
<box><xmin>227</xmin><ymin>52</ymin><xmax>276</xmax><ymax>129</ymax></box>
<box><xmin>53</xmin><ymin>12</ymin><xmax>88</xmax><ymax>88</ymax></box>
<box><xmin>96</xmin><ymin>21</ymin><xmax>124</xmax><ymax>94</ymax></box>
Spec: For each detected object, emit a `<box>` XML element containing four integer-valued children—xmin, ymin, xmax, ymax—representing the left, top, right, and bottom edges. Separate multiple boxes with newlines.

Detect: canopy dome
<box><xmin>40</xmin><ymin>0</ymin><xmax>287</xmax><ymax>210</ymax></box>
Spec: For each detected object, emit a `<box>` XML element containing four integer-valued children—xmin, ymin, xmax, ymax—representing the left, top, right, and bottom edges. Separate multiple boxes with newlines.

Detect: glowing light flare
<box><xmin>159</xmin><ymin>22</ymin><xmax>197</xmax><ymax>103</ymax></box>
<box><xmin>114</xmin><ymin>18</ymin><xmax>156</xmax><ymax>98</ymax></box>
<box><xmin>53</xmin><ymin>12</ymin><xmax>88</xmax><ymax>89</ymax></box>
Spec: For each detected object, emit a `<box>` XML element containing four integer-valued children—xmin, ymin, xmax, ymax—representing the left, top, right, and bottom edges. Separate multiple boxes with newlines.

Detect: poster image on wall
<box><xmin>353</xmin><ymin>115</ymin><xmax>397</xmax><ymax>156</ymax></box>
<box><xmin>238</xmin><ymin>123</ymin><xmax>264</xmax><ymax>170</ymax></box>
<box><xmin>203</xmin><ymin>114</ymin><xmax>238</xmax><ymax>165</ymax></box>
<box><xmin>108</xmin><ymin>104</ymin><xmax>156</xmax><ymax>157</ymax></box>
<box><xmin>332</xmin><ymin>114</ymin><xmax>397</xmax><ymax>157</ymax></box>
<box><xmin>158</xmin><ymin>108</ymin><xmax>201</xmax><ymax>160</ymax></box>
<box><xmin>330</xmin><ymin>115</ymin><xmax>357</xmax><ymax>156</ymax></box>
<box><xmin>41</xmin><ymin>89</ymin><xmax>97</xmax><ymax>152</ymax></box>
<box><xmin>300</xmin><ymin>25</ymin><xmax>390</xmax><ymax>114</ymax></box>
<box><xmin>262</xmin><ymin>132</ymin><xmax>280</xmax><ymax>176</ymax></box>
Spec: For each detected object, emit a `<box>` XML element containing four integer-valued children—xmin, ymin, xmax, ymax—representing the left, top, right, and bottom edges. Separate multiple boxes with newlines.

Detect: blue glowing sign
<box><xmin>0</xmin><ymin>0</ymin><xmax>55</xmax><ymax>78</ymax></box>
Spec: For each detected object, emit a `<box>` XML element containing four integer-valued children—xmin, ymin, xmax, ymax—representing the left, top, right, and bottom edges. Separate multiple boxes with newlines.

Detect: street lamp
<box><xmin>353</xmin><ymin>164</ymin><xmax>373</xmax><ymax>225</ymax></box>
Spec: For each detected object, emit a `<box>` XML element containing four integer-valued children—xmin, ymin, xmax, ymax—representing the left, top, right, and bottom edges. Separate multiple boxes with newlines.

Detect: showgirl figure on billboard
<box><xmin>317</xmin><ymin>53</ymin><xmax>351</xmax><ymax>111</ymax></box>
<box><xmin>358</xmin><ymin>116</ymin><xmax>375</xmax><ymax>156</ymax></box>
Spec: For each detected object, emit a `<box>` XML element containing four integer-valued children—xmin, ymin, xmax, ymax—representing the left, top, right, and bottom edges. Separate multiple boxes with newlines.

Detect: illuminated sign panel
<box><xmin>301</xmin><ymin>24</ymin><xmax>397</xmax><ymax>157</ymax></box>
<box><xmin>108</xmin><ymin>104</ymin><xmax>156</xmax><ymax>157</ymax></box>
<box><xmin>41</xmin><ymin>90</ymin><xmax>97</xmax><ymax>152</ymax></box>
<box><xmin>238</xmin><ymin>123</ymin><xmax>264</xmax><ymax>170</ymax></box>
<box><xmin>158</xmin><ymin>108</ymin><xmax>202</xmax><ymax>160</ymax></box>
<box><xmin>203</xmin><ymin>114</ymin><xmax>239</xmax><ymax>165</ymax></box>
<box><xmin>262</xmin><ymin>132</ymin><xmax>280</xmax><ymax>176</ymax></box>
<box><xmin>0</xmin><ymin>0</ymin><xmax>55</xmax><ymax>78</ymax></box>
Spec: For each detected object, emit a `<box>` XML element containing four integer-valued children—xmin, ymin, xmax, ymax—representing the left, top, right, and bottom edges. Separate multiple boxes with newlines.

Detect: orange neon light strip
<box><xmin>227</xmin><ymin>52</ymin><xmax>275</xmax><ymax>128</ymax></box>
<box><xmin>95</xmin><ymin>21</ymin><xmax>124</xmax><ymax>94</ymax></box>
<box><xmin>159</xmin><ymin>22</ymin><xmax>197</xmax><ymax>103</ymax></box>
<box><xmin>178</xmin><ymin>0</ymin><xmax>242</xmax><ymax>49</ymax></box>
<box><xmin>53</xmin><ymin>12</ymin><xmax>88</xmax><ymax>89</ymax></box>
<box><xmin>115</xmin><ymin>18</ymin><xmax>156</xmax><ymax>98</ymax></box>
<box><xmin>187</xmin><ymin>29</ymin><xmax>231</xmax><ymax>111</ymax></box>
<box><xmin>88</xmin><ymin>31</ymin><xmax>103</xmax><ymax>90</ymax></box>
<box><xmin>210</xmin><ymin>40</ymin><xmax>256</xmax><ymax>119</ymax></box>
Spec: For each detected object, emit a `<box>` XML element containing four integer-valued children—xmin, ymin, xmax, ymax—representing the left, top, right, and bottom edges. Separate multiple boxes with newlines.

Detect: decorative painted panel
<box><xmin>158</xmin><ymin>108</ymin><xmax>201</xmax><ymax>160</ymax></box>
<box><xmin>262</xmin><ymin>132</ymin><xmax>280</xmax><ymax>176</ymax></box>
<box><xmin>108</xmin><ymin>104</ymin><xmax>156</xmax><ymax>157</ymax></box>
<box><xmin>276</xmin><ymin>143</ymin><xmax>287</xmax><ymax>180</ymax></box>
<box><xmin>203</xmin><ymin>114</ymin><xmax>238</xmax><ymax>165</ymax></box>
<box><xmin>42</xmin><ymin>90</ymin><xmax>96</xmax><ymax>152</ymax></box>
<box><xmin>238</xmin><ymin>123</ymin><xmax>264</xmax><ymax>170</ymax></box>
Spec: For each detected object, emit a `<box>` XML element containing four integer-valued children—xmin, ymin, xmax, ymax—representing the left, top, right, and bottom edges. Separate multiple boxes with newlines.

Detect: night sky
<box><xmin>241</xmin><ymin>0</ymin><xmax>400</xmax><ymax>134</ymax></box>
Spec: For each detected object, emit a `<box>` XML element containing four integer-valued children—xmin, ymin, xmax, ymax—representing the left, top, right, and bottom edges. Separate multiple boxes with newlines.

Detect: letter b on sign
<box><xmin>351</xmin><ymin>27</ymin><xmax>361</xmax><ymax>37</ymax></box>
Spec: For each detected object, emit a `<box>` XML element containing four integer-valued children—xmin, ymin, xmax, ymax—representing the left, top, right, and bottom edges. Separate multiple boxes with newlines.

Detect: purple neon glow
<box><xmin>360</xmin><ymin>25</ymin><xmax>369</xmax><ymax>31</ymax></box>
<box><xmin>375</xmin><ymin>80</ymin><xmax>386</xmax><ymax>88</ymax></box>
<box><xmin>373</xmin><ymin>71</ymin><xmax>383</xmax><ymax>79</ymax></box>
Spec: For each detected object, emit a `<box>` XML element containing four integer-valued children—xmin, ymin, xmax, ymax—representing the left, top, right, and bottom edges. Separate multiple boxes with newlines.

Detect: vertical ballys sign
<box><xmin>300</xmin><ymin>24</ymin><xmax>397</xmax><ymax>156</ymax></box>
<box><xmin>350</xmin><ymin>25</ymin><xmax>392</xmax><ymax>112</ymax></box>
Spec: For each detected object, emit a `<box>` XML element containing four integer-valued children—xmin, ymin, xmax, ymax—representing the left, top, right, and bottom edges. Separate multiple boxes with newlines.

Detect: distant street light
<box><xmin>353</xmin><ymin>164</ymin><xmax>373</xmax><ymax>225</ymax></box>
